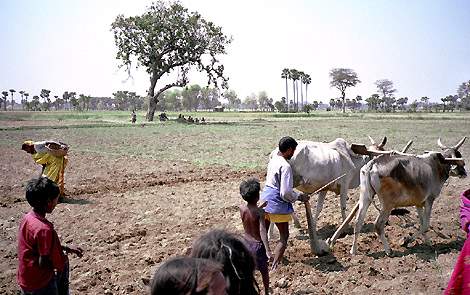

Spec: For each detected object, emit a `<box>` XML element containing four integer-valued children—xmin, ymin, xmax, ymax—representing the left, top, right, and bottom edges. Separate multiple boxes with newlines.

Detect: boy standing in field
<box><xmin>239</xmin><ymin>178</ymin><xmax>272</xmax><ymax>295</ymax></box>
<box><xmin>17</xmin><ymin>177</ymin><xmax>83</xmax><ymax>295</ymax></box>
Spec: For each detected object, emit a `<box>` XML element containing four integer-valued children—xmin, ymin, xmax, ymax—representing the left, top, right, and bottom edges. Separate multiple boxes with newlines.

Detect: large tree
<box><xmin>111</xmin><ymin>1</ymin><xmax>232</xmax><ymax>121</ymax></box>
<box><xmin>375</xmin><ymin>79</ymin><xmax>396</xmax><ymax>112</ymax></box>
<box><xmin>181</xmin><ymin>84</ymin><xmax>201</xmax><ymax>111</ymax></box>
<box><xmin>365</xmin><ymin>94</ymin><xmax>380</xmax><ymax>111</ymax></box>
<box><xmin>329</xmin><ymin>68</ymin><xmax>360</xmax><ymax>113</ymax></box>
<box><xmin>258</xmin><ymin>91</ymin><xmax>269</xmax><ymax>111</ymax></box>
<box><xmin>223</xmin><ymin>89</ymin><xmax>240</xmax><ymax>110</ymax></box>
<box><xmin>420</xmin><ymin>96</ymin><xmax>430</xmax><ymax>111</ymax></box>
<box><xmin>243</xmin><ymin>93</ymin><xmax>258</xmax><ymax>110</ymax></box>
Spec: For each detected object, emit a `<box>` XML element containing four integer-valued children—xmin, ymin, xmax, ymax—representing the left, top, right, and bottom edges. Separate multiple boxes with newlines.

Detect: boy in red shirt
<box><xmin>17</xmin><ymin>177</ymin><xmax>83</xmax><ymax>294</ymax></box>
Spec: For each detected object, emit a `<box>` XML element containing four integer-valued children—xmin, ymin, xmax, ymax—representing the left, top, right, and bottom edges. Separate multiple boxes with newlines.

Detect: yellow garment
<box><xmin>265</xmin><ymin>213</ymin><xmax>292</xmax><ymax>223</ymax></box>
<box><xmin>32</xmin><ymin>152</ymin><xmax>67</xmax><ymax>195</ymax></box>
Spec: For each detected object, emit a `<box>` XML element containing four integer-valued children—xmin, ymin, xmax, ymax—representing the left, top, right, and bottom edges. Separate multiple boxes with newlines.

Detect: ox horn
<box><xmin>368</xmin><ymin>136</ymin><xmax>376</xmax><ymax>145</ymax></box>
<box><xmin>437</xmin><ymin>138</ymin><xmax>448</xmax><ymax>149</ymax></box>
<box><xmin>378</xmin><ymin>136</ymin><xmax>387</xmax><ymax>149</ymax></box>
<box><xmin>401</xmin><ymin>140</ymin><xmax>413</xmax><ymax>153</ymax></box>
<box><xmin>453</xmin><ymin>136</ymin><xmax>467</xmax><ymax>150</ymax></box>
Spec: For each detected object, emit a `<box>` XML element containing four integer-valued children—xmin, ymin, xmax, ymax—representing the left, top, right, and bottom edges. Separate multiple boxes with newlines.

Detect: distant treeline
<box><xmin>2</xmin><ymin>79</ymin><xmax>470</xmax><ymax>113</ymax></box>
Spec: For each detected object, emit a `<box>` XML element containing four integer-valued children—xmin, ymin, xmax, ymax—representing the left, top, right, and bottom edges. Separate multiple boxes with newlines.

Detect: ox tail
<box><xmin>361</xmin><ymin>158</ymin><xmax>378</xmax><ymax>200</ymax></box>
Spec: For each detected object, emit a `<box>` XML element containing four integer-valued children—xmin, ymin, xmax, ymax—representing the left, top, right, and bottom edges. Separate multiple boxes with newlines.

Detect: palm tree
<box><xmin>19</xmin><ymin>90</ymin><xmax>24</xmax><ymax>110</ymax></box>
<box><xmin>298</xmin><ymin>71</ymin><xmax>305</xmax><ymax>109</ymax></box>
<box><xmin>9</xmin><ymin>89</ymin><xmax>16</xmax><ymax>110</ymax></box>
<box><xmin>24</xmin><ymin>92</ymin><xmax>29</xmax><ymax>110</ymax></box>
<box><xmin>19</xmin><ymin>91</ymin><xmax>25</xmax><ymax>110</ymax></box>
<box><xmin>281</xmin><ymin>68</ymin><xmax>290</xmax><ymax>110</ymax></box>
<box><xmin>54</xmin><ymin>95</ymin><xmax>59</xmax><ymax>110</ymax></box>
<box><xmin>329</xmin><ymin>98</ymin><xmax>336</xmax><ymax>110</ymax></box>
<box><xmin>2</xmin><ymin>91</ymin><xmax>8</xmax><ymax>111</ymax></box>
<box><xmin>289</xmin><ymin>69</ymin><xmax>300</xmax><ymax>111</ymax></box>
<box><xmin>420</xmin><ymin>96</ymin><xmax>430</xmax><ymax>111</ymax></box>
<box><xmin>303</xmin><ymin>74</ymin><xmax>311</xmax><ymax>106</ymax></box>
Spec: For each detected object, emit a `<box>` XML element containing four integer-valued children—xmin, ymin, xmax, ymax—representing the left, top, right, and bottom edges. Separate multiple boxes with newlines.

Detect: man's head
<box><xmin>279</xmin><ymin>136</ymin><xmax>298</xmax><ymax>160</ymax></box>
<box><xmin>25</xmin><ymin>177</ymin><xmax>60</xmax><ymax>213</ymax></box>
<box><xmin>21</xmin><ymin>141</ymin><xmax>35</xmax><ymax>154</ymax></box>
<box><xmin>239</xmin><ymin>178</ymin><xmax>260</xmax><ymax>204</ymax></box>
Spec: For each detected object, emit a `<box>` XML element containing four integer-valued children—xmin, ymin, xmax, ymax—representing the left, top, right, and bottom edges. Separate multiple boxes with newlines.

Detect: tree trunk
<box><xmin>146</xmin><ymin>74</ymin><xmax>158</xmax><ymax>121</ymax></box>
<box><xmin>285</xmin><ymin>78</ymin><xmax>288</xmax><ymax>110</ymax></box>
<box><xmin>342</xmin><ymin>92</ymin><xmax>346</xmax><ymax>114</ymax></box>
<box><xmin>300</xmin><ymin>82</ymin><xmax>304</xmax><ymax>110</ymax></box>
<box><xmin>292</xmin><ymin>80</ymin><xmax>296</xmax><ymax>112</ymax></box>
<box><xmin>296</xmin><ymin>81</ymin><xmax>299</xmax><ymax>111</ymax></box>
<box><xmin>305</xmin><ymin>85</ymin><xmax>308</xmax><ymax>106</ymax></box>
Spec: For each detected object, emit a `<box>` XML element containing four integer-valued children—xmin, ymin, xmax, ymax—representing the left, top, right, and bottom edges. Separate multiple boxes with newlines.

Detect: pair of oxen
<box><xmin>270</xmin><ymin>136</ymin><xmax>467</xmax><ymax>256</ymax></box>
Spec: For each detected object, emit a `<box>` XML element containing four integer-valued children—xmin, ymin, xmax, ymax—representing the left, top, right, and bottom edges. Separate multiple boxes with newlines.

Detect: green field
<box><xmin>1</xmin><ymin>111</ymin><xmax>469</xmax><ymax>170</ymax></box>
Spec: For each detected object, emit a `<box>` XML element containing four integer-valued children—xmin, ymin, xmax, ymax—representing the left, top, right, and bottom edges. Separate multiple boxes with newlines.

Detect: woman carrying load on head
<box><xmin>21</xmin><ymin>140</ymin><xmax>69</xmax><ymax>200</ymax></box>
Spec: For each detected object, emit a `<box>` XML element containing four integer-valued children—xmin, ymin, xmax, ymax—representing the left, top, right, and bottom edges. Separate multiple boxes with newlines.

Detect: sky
<box><xmin>1</xmin><ymin>0</ymin><xmax>469</xmax><ymax>103</ymax></box>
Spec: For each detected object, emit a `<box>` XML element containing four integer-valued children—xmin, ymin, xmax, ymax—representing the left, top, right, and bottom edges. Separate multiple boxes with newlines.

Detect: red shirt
<box><xmin>17</xmin><ymin>210</ymin><xmax>65</xmax><ymax>291</ymax></box>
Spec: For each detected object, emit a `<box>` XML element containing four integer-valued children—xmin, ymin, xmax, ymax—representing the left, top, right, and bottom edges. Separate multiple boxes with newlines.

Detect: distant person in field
<box><xmin>239</xmin><ymin>178</ymin><xmax>271</xmax><ymax>295</ymax></box>
<box><xmin>17</xmin><ymin>177</ymin><xmax>83</xmax><ymax>295</ymax></box>
<box><xmin>191</xmin><ymin>229</ymin><xmax>259</xmax><ymax>295</ymax></box>
<box><xmin>261</xmin><ymin>136</ymin><xmax>309</xmax><ymax>270</ymax></box>
<box><xmin>159</xmin><ymin>112</ymin><xmax>168</xmax><ymax>122</ymax></box>
<box><xmin>22</xmin><ymin>140</ymin><xmax>69</xmax><ymax>200</ymax></box>
<box><xmin>151</xmin><ymin>257</ymin><xmax>227</xmax><ymax>295</ymax></box>
<box><xmin>131</xmin><ymin>110</ymin><xmax>137</xmax><ymax>124</ymax></box>
<box><xmin>446</xmin><ymin>188</ymin><xmax>470</xmax><ymax>294</ymax></box>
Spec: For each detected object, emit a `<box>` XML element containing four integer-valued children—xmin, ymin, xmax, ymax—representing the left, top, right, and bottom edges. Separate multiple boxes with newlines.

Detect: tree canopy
<box><xmin>111</xmin><ymin>1</ymin><xmax>232</xmax><ymax>121</ymax></box>
<box><xmin>329</xmin><ymin>68</ymin><xmax>360</xmax><ymax>113</ymax></box>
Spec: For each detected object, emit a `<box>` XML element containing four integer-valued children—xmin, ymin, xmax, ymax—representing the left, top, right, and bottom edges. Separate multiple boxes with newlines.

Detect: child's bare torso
<box><xmin>240</xmin><ymin>204</ymin><xmax>262</xmax><ymax>242</ymax></box>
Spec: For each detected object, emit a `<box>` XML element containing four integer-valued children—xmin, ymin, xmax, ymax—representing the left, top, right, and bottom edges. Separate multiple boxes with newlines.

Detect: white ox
<box><xmin>268</xmin><ymin>137</ymin><xmax>392</xmax><ymax>255</ymax></box>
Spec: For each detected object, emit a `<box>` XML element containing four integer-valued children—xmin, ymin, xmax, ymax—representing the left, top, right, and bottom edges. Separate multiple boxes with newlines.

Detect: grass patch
<box><xmin>1</xmin><ymin>111</ymin><xmax>469</xmax><ymax>170</ymax></box>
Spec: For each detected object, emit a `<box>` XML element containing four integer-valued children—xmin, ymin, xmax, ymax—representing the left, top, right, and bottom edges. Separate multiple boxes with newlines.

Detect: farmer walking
<box><xmin>261</xmin><ymin>136</ymin><xmax>309</xmax><ymax>270</ymax></box>
<box><xmin>22</xmin><ymin>140</ymin><xmax>69</xmax><ymax>200</ymax></box>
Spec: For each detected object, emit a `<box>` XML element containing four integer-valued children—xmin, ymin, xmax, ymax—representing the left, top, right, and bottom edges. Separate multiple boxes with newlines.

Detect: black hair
<box><xmin>151</xmin><ymin>257</ymin><xmax>223</xmax><ymax>295</ymax></box>
<box><xmin>278</xmin><ymin>136</ymin><xmax>298</xmax><ymax>153</ymax></box>
<box><xmin>25</xmin><ymin>177</ymin><xmax>60</xmax><ymax>209</ymax></box>
<box><xmin>239</xmin><ymin>178</ymin><xmax>260</xmax><ymax>203</ymax></box>
<box><xmin>190</xmin><ymin>229</ymin><xmax>259</xmax><ymax>295</ymax></box>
